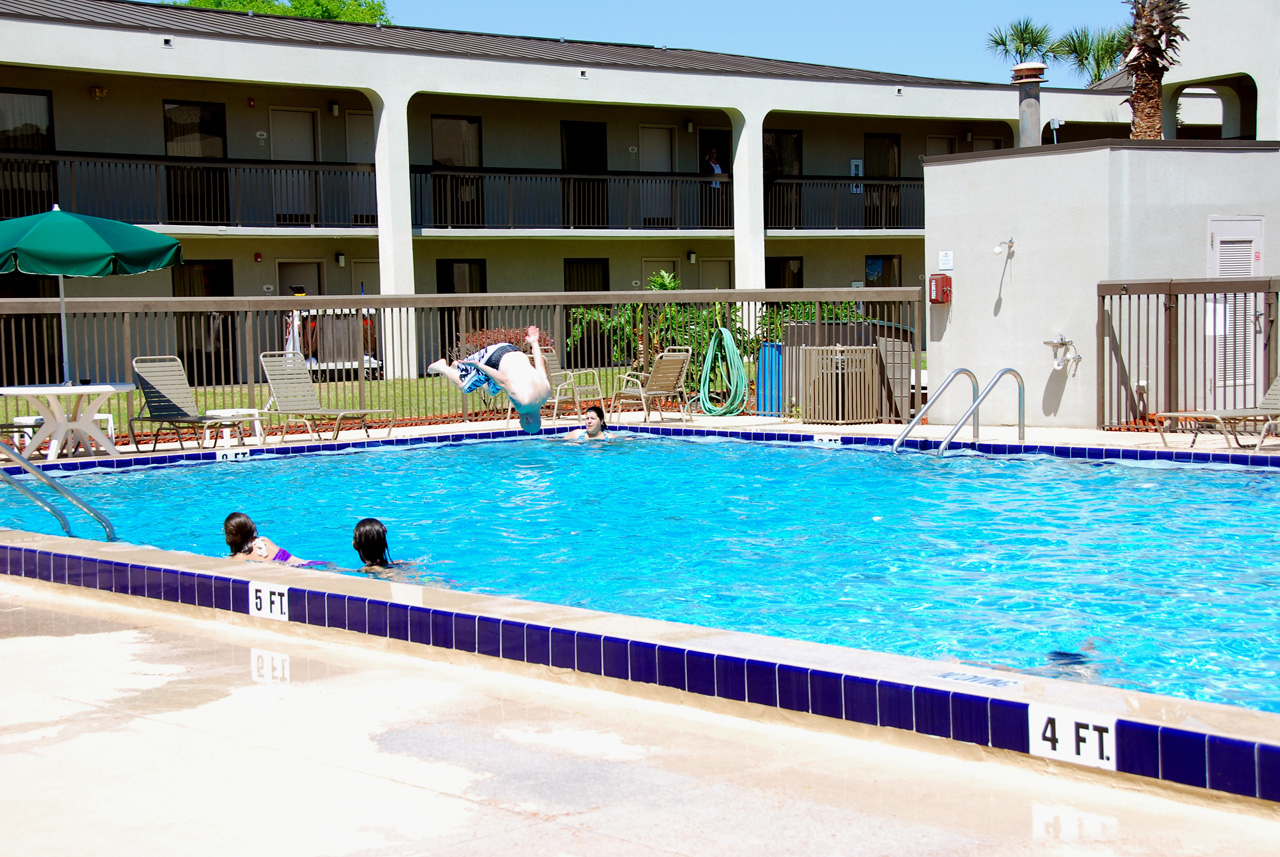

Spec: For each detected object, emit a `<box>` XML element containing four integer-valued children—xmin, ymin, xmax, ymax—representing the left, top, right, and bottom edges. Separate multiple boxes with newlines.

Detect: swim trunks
<box><xmin>456</xmin><ymin>342</ymin><xmax>521</xmax><ymax>395</ymax></box>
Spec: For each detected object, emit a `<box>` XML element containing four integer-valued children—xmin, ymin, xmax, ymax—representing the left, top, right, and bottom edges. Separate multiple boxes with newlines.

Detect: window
<box><xmin>763</xmin><ymin>130</ymin><xmax>802</xmax><ymax>175</ymax></box>
<box><xmin>435</xmin><ymin>259</ymin><xmax>487</xmax><ymax>360</ymax></box>
<box><xmin>163</xmin><ymin>101</ymin><xmax>226</xmax><ymax>158</ymax></box>
<box><xmin>0</xmin><ymin>89</ymin><xmax>53</xmax><ymax>152</ymax></box>
<box><xmin>766</xmin><ymin>257</ymin><xmax>803</xmax><ymax>289</ymax></box>
<box><xmin>865</xmin><ymin>255</ymin><xmax>901</xmax><ymax>289</ymax></box>
<box><xmin>431</xmin><ymin>116</ymin><xmax>482</xmax><ymax>167</ymax></box>
<box><xmin>564</xmin><ymin>258</ymin><xmax>609</xmax><ymax>292</ymax></box>
<box><xmin>563</xmin><ymin>259</ymin><xmax>610</xmax><ymax>367</ymax></box>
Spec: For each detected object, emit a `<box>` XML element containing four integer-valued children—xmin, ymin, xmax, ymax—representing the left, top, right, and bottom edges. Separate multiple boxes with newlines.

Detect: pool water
<box><xmin>8</xmin><ymin>436</ymin><xmax>1280</xmax><ymax>713</ymax></box>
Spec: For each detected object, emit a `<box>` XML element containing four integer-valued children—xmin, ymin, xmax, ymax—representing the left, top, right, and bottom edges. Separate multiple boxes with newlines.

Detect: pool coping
<box><xmin>4</xmin><ymin>424</ymin><xmax>1280</xmax><ymax>807</ymax></box>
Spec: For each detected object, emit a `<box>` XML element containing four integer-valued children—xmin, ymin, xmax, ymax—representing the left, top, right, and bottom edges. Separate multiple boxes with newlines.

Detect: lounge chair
<box><xmin>259</xmin><ymin>350</ymin><xmax>392</xmax><ymax>442</ymax></box>
<box><xmin>610</xmin><ymin>346</ymin><xmax>693</xmax><ymax>422</ymax></box>
<box><xmin>128</xmin><ymin>355</ymin><xmax>250</xmax><ymax>451</ymax></box>
<box><xmin>506</xmin><ymin>345</ymin><xmax>605</xmax><ymax>425</ymax></box>
<box><xmin>1154</xmin><ymin>375</ymin><xmax>1280</xmax><ymax>448</ymax></box>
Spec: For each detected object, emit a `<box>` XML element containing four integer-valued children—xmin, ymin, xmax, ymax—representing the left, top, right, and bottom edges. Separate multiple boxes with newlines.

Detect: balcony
<box><xmin>765</xmin><ymin>176</ymin><xmax>924</xmax><ymax>230</ymax></box>
<box><xmin>0</xmin><ymin>151</ymin><xmax>377</xmax><ymax>228</ymax></box>
<box><xmin>410</xmin><ymin>167</ymin><xmax>733</xmax><ymax>230</ymax></box>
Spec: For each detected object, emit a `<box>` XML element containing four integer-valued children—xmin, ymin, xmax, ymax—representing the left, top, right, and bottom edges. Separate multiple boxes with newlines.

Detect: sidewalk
<box><xmin>2</xmin><ymin>576</ymin><xmax>1276</xmax><ymax>856</ymax></box>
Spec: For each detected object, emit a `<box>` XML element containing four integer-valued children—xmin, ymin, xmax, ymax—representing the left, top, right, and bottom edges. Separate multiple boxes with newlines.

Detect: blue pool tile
<box><xmin>746</xmin><ymin>660</ymin><xmax>777</xmax><ymax>707</ymax></box>
<box><xmin>602</xmin><ymin>636</ymin><xmax>630</xmax><ymax>679</ymax></box>
<box><xmin>50</xmin><ymin>553</ymin><xmax>67</xmax><ymax>585</ymax></box>
<box><xmin>777</xmin><ymin>665</ymin><xmax>809</xmax><ymax>713</ymax></box>
<box><xmin>950</xmin><ymin>693</ymin><xmax>989</xmax><ymax>746</ymax></box>
<box><xmin>877</xmin><ymin>681</ymin><xmax>914</xmax><ymax>731</ymax></box>
<box><xmin>809</xmin><ymin>670</ymin><xmax>843</xmax><ymax>720</ymax></box>
<box><xmin>161</xmin><ymin>570</ymin><xmax>181</xmax><ymax>603</ymax></box>
<box><xmin>686</xmin><ymin>650</ymin><xmax>716</xmax><ymax>696</ymax></box>
<box><xmin>656</xmin><ymin>646</ymin><xmax>685</xmax><ymax>690</ymax></box>
<box><xmin>230</xmin><ymin>579</ymin><xmax>249</xmax><ymax>613</ymax></box>
<box><xmin>576</xmin><ymin>632</ymin><xmax>603</xmax><ymax>675</ymax></box>
<box><xmin>213</xmin><ymin>576</ymin><xmax>232</xmax><ymax>611</ymax></box>
<box><xmin>195</xmin><ymin>574</ymin><xmax>214</xmax><ymax>607</ymax></box>
<box><xmin>1086</xmin><ymin>447</ymin><xmax>1103</xmax><ymax>460</ymax></box>
<box><xmin>325</xmin><ymin>593</ymin><xmax>347</xmax><ymax>630</ymax></box>
<box><xmin>989</xmin><ymin>699</ymin><xmax>1030</xmax><ymax>753</ymax></box>
<box><xmin>453</xmin><ymin>613</ymin><xmax>477</xmax><ymax>653</ymax></box>
<box><xmin>143</xmin><ymin>567</ymin><xmax>162</xmax><ymax>599</ymax></box>
<box><xmin>179</xmin><ymin>572</ymin><xmax>197</xmax><ymax>606</ymax></box>
<box><xmin>386</xmin><ymin>603</ymin><xmax>407</xmax><ymax>644</ymax></box>
<box><xmin>1208</xmin><ymin>735</ymin><xmax>1257</xmax><ymax>797</ymax></box>
<box><xmin>842</xmin><ymin>676</ymin><xmax>878</xmax><ymax>725</ymax></box>
<box><xmin>279</xmin><ymin>587</ymin><xmax>304</xmax><ymax>623</ymax></box>
<box><xmin>913</xmin><ymin>687</ymin><xmax>951</xmax><ymax>738</ymax></box>
<box><xmin>629</xmin><ymin>641</ymin><xmax>658</xmax><ymax>684</ymax></box>
<box><xmin>1160</xmin><ymin>727</ymin><xmax>1207</xmax><ymax>788</ymax></box>
<box><xmin>1259</xmin><ymin>744</ymin><xmax>1280</xmax><ymax>802</ymax></box>
<box><xmin>306</xmin><ymin>591</ymin><xmax>327</xmax><ymax>627</ymax></box>
<box><xmin>550</xmin><ymin>628</ymin><xmax>576</xmax><ymax>668</ymax></box>
<box><xmin>500</xmin><ymin>620</ymin><xmax>525</xmax><ymax>661</ymax></box>
<box><xmin>61</xmin><ymin>555</ymin><xmax>82</xmax><ymax>587</ymax></box>
<box><xmin>430</xmin><ymin>609</ymin><xmax>454</xmax><ymax>648</ymax></box>
<box><xmin>346</xmin><ymin>597</ymin><xmax>367</xmax><ymax>633</ymax></box>
<box><xmin>403</xmin><ymin>606</ymin><xmax>426</xmax><ymax>643</ymax></box>
<box><xmin>34</xmin><ymin>551</ymin><xmax>52</xmax><ymax>582</ymax></box>
<box><xmin>715</xmin><ymin>655</ymin><xmax>747</xmax><ymax>702</ymax></box>
<box><xmin>525</xmin><ymin>624</ymin><xmax>550</xmax><ymax>665</ymax></box>
<box><xmin>366</xmin><ymin>600</ymin><xmax>388</xmax><ymax>637</ymax></box>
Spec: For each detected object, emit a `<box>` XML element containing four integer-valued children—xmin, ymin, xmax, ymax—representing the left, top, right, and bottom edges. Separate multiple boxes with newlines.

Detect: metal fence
<box><xmin>765</xmin><ymin>177</ymin><xmax>924</xmax><ymax>229</ymax></box>
<box><xmin>410</xmin><ymin>167</ymin><xmax>733</xmax><ymax>229</ymax></box>
<box><xmin>0</xmin><ymin>288</ymin><xmax>923</xmax><ymax>440</ymax></box>
<box><xmin>1097</xmin><ymin>277</ymin><xmax>1279</xmax><ymax>430</ymax></box>
<box><xmin>0</xmin><ymin>151</ymin><xmax>378</xmax><ymax>228</ymax></box>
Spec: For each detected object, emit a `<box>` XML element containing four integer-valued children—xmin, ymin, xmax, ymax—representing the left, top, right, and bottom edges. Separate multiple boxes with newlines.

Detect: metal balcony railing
<box><xmin>765</xmin><ymin>176</ymin><xmax>924</xmax><ymax>230</ymax></box>
<box><xmin>0</xmin><ymin>151</ymin><xmax>378</xmax><ymax>228</ymax></box>
<box><xmin>410</xmin><ymin>167</ymin><xmax>733</xmax><ymax>230</ymax></box>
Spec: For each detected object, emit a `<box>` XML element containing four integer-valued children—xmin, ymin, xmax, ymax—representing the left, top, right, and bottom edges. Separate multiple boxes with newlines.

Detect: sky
<box><xmin>383</xmin><ymin>0</ymin><xmax>1135</xmax><ymax>88</ymax></box>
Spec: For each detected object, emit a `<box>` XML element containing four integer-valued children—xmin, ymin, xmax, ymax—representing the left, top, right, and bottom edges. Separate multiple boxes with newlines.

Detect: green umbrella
<box><xmin>0</xmin><ymin>205</ymin><xmax>183</xmax><ymax>384</ymax></box>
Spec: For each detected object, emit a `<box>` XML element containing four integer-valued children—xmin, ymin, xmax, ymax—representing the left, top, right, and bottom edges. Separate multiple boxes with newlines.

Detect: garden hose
<box><xmin>698</xmin><ymin>327</ymin><xmax>747</xmax><ymax>416</ymax></box>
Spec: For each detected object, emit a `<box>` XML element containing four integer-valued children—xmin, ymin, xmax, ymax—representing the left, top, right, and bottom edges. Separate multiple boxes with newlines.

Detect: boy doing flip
<box><xmin>428</xmin><ymin>325</ymin><xmax>551</xmax><ymax>434</ymax></box>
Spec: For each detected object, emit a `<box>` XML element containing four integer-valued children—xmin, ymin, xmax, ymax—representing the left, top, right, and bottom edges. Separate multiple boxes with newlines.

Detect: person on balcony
<box><xmin>428</xmin><ymin>325</ymin><xmax>551</xmax><ymax>434</ymax></box>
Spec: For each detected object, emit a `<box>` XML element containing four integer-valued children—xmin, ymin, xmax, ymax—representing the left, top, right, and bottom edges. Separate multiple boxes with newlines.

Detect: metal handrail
<box><xmin>937</xmin><ymin>368</ymin><xmax>1025</xmax><ymax>456</ymax></box>
<box><xmin>0</xmin><ymin>445</ymin><xmax>117</xmax><ymax>540</ymax></box>
<box><xmin>0</xmin><ymin>468</ymin><xmax>71</xmax><ymax>537</ymax></box>
<box><xmin>891</xmin><ymin>368</ymin><xmax>979</xmax><ymax>453</ymax></box>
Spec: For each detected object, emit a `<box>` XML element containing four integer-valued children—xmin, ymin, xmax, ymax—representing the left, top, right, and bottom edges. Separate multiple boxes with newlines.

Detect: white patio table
<box><xmin>0</xmin><ymin>383</ymin><xmax>134</xmax><ymax>460</ymax></box>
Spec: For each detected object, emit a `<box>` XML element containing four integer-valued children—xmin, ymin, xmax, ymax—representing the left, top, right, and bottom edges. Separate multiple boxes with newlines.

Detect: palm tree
<box><xmin>1053</xmin><ymin>26</ymin><xmax>1131</xmax><ymax>86</ymax></box>
<box><xmin>1123</xmin><ymin>0</ymin><xmax>1190</xmax><ymax>139</ymax></box>
<box><xmin>986</xmin><ymin>18</ymin><xmax>1055</xmax><ymax>65</ymax></box>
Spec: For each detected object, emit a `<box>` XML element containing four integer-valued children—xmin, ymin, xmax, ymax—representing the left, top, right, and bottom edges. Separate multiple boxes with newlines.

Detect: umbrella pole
<box><xmin>58</xmin><ymin>273</ymin><xmax>71</xmax><ymax>385</ymax></box>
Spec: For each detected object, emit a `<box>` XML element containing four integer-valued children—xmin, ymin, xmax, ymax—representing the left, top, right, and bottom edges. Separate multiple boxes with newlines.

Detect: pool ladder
<box><xmin>0</xmin><ymin>444</ymin><xmax>117</xmax><ymax>540</ymax></box>
<box><xmin>892</xmin><ymin>368</ymin><xmax>1025</xmax><ymax>455</ymax></box>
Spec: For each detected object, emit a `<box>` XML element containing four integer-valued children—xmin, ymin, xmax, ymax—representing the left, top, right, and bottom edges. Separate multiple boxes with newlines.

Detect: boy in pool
<box><xmin>428</xmin><ymin>325</ymin><xmax>551</xmax><ymax>434</ymax></box>
<box><xmin>565</xmin><ymin>405</ymin><xmax>613</xmax><ymax>441</ymax></box>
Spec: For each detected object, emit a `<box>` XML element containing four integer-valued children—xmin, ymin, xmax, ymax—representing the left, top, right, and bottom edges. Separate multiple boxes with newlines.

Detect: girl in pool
<box><xmin>565</xmin><ymin>405</ymin><xmax>613</xmax><ymax>441</ymax></box>
<box><xmin>353</xmin><ymin>517</ymin><xmax>394</xmax><ymax>571</ymax></box>
<box><xmin>224</xmin><ymin>512</ymin><xmax>312</xmax><ymax>567</ymax></box>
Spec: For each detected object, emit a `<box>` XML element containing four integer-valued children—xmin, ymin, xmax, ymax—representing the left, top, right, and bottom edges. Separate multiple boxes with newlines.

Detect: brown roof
<box><xmin>0</xmin><ymin>0</ymin><xmax>1007</xmax><ymax>88</ymax></box>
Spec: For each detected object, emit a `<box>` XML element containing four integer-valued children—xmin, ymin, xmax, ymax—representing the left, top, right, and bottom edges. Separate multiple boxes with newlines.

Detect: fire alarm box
<box><xmin>929</xmin><ymin>273</ymin><xmax>952</xmax><ymax>304</ymax></box>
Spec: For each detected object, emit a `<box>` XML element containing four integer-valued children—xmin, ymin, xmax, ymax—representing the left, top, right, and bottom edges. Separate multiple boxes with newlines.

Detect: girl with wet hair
<box><xmin>353</xmin><ymin>517</ymin><xmax>393</xmax><ymax>570</ymax></box>
<box><xmin>224</xmin><ymin>511</ymin><xmax>309</xmax><ymax>565</ymax></box>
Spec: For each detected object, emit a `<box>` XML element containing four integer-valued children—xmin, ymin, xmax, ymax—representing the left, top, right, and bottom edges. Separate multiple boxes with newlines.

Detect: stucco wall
<box><xmin>923</xmin><ymin>142</ymin><xmax>1280</xmax><ymax>429</ymax></box>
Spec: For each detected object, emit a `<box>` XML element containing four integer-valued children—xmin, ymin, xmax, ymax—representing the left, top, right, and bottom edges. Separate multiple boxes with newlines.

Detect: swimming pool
<box><xmin>7</xmin><ymin>435</ymin><xmax>1280</xmax><ymax>714</ymax></box>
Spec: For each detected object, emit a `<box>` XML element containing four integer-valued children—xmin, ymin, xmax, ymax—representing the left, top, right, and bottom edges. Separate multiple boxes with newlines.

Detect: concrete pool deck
<box><xmin>4</xmin><ymin>414</ymin><xmax>1280</xmax><ymax>853</ymax></box>
<box><xmin>3</xmin><ymin>575</ymin><xmax>1278</xmax><ymax>856</ymax></box>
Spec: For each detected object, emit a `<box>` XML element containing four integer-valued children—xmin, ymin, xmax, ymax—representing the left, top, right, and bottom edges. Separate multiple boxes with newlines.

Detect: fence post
<box><xmin>1164</xmin><ymin>291</ymin><xmax>1180</xmax><ymax>414</ymax></box>
<box><xmin>1268</xmin><ymin>285</ymin><xmax>1279</xmax><ymax>389</ymax></box>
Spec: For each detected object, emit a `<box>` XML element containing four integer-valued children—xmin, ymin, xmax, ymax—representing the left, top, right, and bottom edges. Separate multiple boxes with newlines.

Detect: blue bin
<box><xmin>756</xmin><ymin>342</ymin><xmax>783</xmax><ymax>416</ymax></box>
